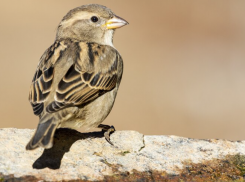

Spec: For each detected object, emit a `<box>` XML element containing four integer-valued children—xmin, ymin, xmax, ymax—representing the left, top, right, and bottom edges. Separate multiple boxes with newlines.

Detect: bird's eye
<box><xmin>91</xmin><ymin>16</ymin><xmax>99</xmax><ymax>23</ymax></box>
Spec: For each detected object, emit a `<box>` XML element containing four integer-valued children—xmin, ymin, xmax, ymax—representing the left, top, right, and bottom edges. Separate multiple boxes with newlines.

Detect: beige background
<box><xmin>0</xmin><ymin>1</ymin><xmax>245</xmax><ymax>140</ymax></box>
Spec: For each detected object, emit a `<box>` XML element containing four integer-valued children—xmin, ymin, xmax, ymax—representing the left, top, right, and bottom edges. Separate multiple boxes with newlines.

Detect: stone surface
<box><xmin>0</xmin><ymin>128</ymin><xmax>245</xmax><ymax>181</ymax></box>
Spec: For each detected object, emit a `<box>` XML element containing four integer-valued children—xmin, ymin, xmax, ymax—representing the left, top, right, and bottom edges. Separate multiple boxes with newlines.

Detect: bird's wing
<box><xmin>29</xmin><ymin>41</ymin><xmax>67</xmax><ymax>115</ymax></box>
<box><xmin>46</xmin><ymin>42</ymin><xmax>121</xmax><ymax>113</ymax></box>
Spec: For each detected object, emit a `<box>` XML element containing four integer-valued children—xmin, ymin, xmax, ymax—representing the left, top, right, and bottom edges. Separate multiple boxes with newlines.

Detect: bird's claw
<box><xmin>104</xmin><ymin>126</ymin><xmax>115</xmax><ymax>145</ymax></box>
<box><xmin>98</xmin><ymin>124</ymin><xmax>115</xmax><ymax>145</ymax></box>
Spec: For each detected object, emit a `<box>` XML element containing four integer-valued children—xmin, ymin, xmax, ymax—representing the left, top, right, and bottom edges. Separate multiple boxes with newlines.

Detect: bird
<box><xmin>26</xmin><ymin>4</ymin><xmax>128</xmax><ymax>150</ymax></box>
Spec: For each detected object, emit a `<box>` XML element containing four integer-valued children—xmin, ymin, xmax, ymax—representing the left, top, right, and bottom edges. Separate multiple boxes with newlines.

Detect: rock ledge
<box><xmin>0</xmin><ymin>128</ymin><xmax>245</xmax><ymax>181</ymax></box>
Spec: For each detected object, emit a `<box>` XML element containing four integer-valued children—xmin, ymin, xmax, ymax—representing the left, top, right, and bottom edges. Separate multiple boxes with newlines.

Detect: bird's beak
<box><xmin>105</xmin><ymin>15</ymin><xmax>129</xmax><ymax>29</ymax></box>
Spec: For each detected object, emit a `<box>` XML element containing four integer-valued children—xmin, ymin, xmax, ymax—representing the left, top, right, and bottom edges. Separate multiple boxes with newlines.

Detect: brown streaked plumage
<box><xmin>26</xmin><ymin>4</ymin><xmax>128</xmax><ymax>150</ymax></box>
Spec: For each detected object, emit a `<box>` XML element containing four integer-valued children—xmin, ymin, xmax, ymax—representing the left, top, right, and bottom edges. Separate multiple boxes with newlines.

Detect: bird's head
<box><xmin>56</xmin><ymin>4</ymin><xmax>128</xmax><ymax>46</ymax></box>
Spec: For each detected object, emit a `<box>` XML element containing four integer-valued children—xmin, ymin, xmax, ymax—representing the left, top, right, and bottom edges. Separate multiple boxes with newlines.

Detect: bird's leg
<box><xmin>98</xmin><ymin>124</ymin><xmax>115</xmax><ymax>145</ymax></box>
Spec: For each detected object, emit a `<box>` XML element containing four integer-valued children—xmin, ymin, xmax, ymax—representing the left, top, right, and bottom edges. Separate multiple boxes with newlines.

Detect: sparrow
<box><xmin>26</xmin><ymin>4</ymin><xmax>128</xmax><ymax>150</ymax></box>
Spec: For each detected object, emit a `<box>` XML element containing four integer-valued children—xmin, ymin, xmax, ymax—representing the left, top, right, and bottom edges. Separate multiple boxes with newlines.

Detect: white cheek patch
<box><xmin>102</xmin><ymin>30</ymin><xmax>114</xmax><ymax>47</ymax></box>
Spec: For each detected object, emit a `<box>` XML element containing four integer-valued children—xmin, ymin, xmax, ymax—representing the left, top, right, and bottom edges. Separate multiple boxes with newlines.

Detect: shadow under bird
<box><xmin>26</xmin><ymin>4</ymin><xmax>128</xmax><ymax>150</ymax></box>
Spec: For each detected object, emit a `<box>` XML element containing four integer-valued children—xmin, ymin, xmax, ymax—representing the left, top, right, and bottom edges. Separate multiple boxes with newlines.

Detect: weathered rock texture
<box><xmin>0</xmin><ymin>128</ymin><xmax>245</xmax><ymax>181</ymax></box>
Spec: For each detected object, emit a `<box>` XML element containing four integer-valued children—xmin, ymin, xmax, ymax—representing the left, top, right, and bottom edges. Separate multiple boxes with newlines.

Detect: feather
<box><xmin>46</xmin><ymin>42</ymin><xmax>121</xmax><ymax>112</ymax></box>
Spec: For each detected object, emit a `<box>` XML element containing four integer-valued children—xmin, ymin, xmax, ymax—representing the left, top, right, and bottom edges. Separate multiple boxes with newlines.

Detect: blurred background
<box><xmin>0</xmin><ymin>0</ymin><xmax>245</xmax><ymax>140</ymax></box>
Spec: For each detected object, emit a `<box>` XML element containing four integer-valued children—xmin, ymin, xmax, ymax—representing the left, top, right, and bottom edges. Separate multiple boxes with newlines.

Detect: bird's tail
<box><xmin>26</xmin><ymin>116</ymin><xmax>58</xmax><ymax>150</ymax></box>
